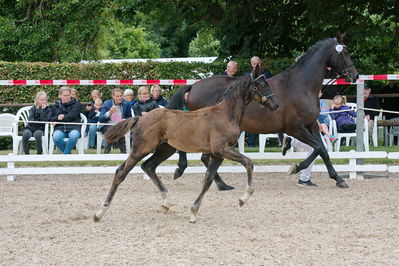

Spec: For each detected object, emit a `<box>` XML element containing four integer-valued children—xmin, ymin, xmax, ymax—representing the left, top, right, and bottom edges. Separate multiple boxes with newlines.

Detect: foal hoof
<box><xmin>93</xmin><ymin>215</ymin><xmax>101</xmax><ymax>222</ymax></box>
<box><xmin>288</xmin><ymin>164</ymin><xmax>298</xmax><ymax>175</ymax></box>
<box><xmin>239</xmin><ymin>199</ymin><xmax>244</xmax><ymax>207</ymax></box>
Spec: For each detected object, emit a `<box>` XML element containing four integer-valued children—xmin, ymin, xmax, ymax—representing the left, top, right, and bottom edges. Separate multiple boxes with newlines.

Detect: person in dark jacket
<box><xmin>85</xmin><ymin>98</ymin><xmax>103</xmax><ymax>148</ymax></box>
<box><xmin>220</xmin><ymin>61</ymin><xmax>238</xmax><ymax>77</ymax></box>
<box><xmin>99</xmin><ymin>88</ymin><xmax>132</xmax><ymax>153</ymax></box>
<box><xmin>51</xmin><ymin>86</ymin><xmax>82</xmax><ymax>154</ymax></box>
<box><xmin>363</xmin><ymin>86</ymin><xmax>381</xmax><ymax>137</ymax></box>
<box><xmin>22</xmin><ymin>91</ymin><xmax>52</xmax><ymax>154</ymax></box>
<box><xmin>150</xmin><ymin>85</ymin><xmax>168</xmax><ymax>107</ymax></box>
<box><xmin>133</xmin><ymin>86</ymin><xmax>159</xmax><ymax>116</ymax></box>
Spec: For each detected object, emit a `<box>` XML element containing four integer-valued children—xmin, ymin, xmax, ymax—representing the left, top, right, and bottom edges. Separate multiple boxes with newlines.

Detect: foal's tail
<box><xmin>104</xmin><ymin>117</ymin><xmax>139</xmax><ymax>143</ymax></box>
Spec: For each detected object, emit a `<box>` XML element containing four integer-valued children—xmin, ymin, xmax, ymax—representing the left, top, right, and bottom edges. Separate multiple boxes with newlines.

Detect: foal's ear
<box><xmin>253</xmin><ymin>63</ymin><xmax>261</xmax><ymax>78</ymax></box>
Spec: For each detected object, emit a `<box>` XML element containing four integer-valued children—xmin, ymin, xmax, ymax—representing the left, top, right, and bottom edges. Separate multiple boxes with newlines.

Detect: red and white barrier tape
<box><xmin>0</xmin><ymin>74</ymin><xmax>397</xmax><ymax>86</ymax></box>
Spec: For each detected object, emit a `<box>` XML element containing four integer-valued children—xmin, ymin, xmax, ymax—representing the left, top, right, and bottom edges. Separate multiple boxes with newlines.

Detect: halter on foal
<box><xmin>94</xmin><ymin>66</ymin><xmax>278</xmax><ymax>223</ymax></box>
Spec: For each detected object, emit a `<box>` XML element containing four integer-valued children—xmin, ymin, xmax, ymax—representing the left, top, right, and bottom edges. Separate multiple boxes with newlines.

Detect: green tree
<box><xmin>188</xmin><ymin>28</ymin><xmax>220</xmax><ymax>57</ymax></box>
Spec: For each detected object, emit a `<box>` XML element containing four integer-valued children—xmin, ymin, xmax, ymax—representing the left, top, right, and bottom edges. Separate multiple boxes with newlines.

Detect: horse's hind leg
<box><xmin>216</xmin><ymin>147</ymin><xmax>254</xmax><ymax>207</ymax></box>
<box><xmin>141</xmin><ymin>144</ymin><xmax>177</xmax><ymax>212</ymax></box>
<box><xmin>94</xmin><ymin>154</ymin><xmax>145</xmax><ymax>222</ymax></box>
<box><xmin>201</xmin><ymin>153</ymin><xmax>234</xmax><ymax>191</ymax></box>
<box><xmin>190</xmin><ymin>156</ymin><xmax>224</xmax><ymax>223</ymax></box>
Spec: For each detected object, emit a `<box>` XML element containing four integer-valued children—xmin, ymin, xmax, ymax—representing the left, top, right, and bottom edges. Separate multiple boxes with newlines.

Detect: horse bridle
<box><xmin>250</xmin><ymin>73</ymin><xmax>274</xmax><ymax>106</ymax></box>
<box><xmin>335</xmin><ymin>44</ymin><xmax>354</xmax><ymax>76</ymax></box>
<box><xmin>322</xmin><ymin>42</ymin><xmax>355</xmax><ymax>92</ymax></box>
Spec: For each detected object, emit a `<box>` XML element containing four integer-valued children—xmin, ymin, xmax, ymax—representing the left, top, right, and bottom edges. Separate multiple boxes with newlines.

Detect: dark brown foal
<box><xmin>94</xmin><ymin>66</ymin><xmax>278</xmax><ymax>223</ymax></box>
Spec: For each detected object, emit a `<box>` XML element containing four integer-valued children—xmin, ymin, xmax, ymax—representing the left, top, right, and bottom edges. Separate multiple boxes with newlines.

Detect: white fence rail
<box><xmin>1</xmin><ymin>151</ymin><xmax>396</xmax><ymax>181</ymax></box>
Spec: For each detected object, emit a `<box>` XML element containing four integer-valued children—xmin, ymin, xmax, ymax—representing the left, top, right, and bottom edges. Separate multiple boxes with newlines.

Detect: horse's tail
<box><xmin>166</xmin><ymin>85</ymin><xmax>192</xmax><ymax>110</ymax></box>
<box><xmin>104</xmin><ymin>117</ymin><xmax>139</xmax><ymax>143</ymax></box>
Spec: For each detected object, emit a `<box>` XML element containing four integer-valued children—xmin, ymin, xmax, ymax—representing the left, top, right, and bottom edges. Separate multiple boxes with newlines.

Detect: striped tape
<box><xmin>0</xmin><ymin>74</ymin><xmax>397</xmax><ymax>86</ymax></box>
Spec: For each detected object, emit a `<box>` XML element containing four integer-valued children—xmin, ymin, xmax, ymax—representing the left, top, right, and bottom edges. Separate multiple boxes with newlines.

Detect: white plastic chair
<box><xmin>14</xmin><ymin>106</ymin><xmax>49</xmax><ymax>155</ymax></box>
<box><xmin>331</xmin><ymin>103</ymin><xmax>369</xmax><ymax>151</ymax></box>
<box><xmin>259</xmin><ymin>134</ymin><xmax>280</xmax><ymax>153</ymax></box>
<box><xmin>388</xmin><ymin>117</ymin><xmax>399</xmax><ymax>146</ymax></box>
<box><xmin>0</xmin><ymin>113</ymin><xmax>19</xmax><ymax>154</ymax></box>
<box><xmin>49</xmin><ymin>113</ymin><xmax>87</xmax><ymax>154</ymax></box>
<box><xmin>372</xmin><ymin>111</ymin><xmax>383</xmax><ymax>147</ymax></box>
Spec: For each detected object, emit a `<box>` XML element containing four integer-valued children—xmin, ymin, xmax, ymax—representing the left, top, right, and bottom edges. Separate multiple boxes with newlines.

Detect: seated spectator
<box><xmin>133</xmin><ymin>86</ymin><xmax>159</xmax><ymax>116</ymax></box>
<box><xmin>150</xmin><ymin>85</ymin><xmax>168</xmax><ymax>107</ymax></box>
<box><xmin>51</xmin><ymin>86</ymin><xmax>82</xmax><ymax>154</ymax></box>
<box><xmin>123</xmin><ymin>88</ymin><xmax>137</xmax><ymax>106</ymax></box>
<box><xmin>221</xmin><ymin>61</ymin><xmax>238</xmax><ymax>77</ymax></box>
<box><xmin>318</xmin><ymin>91</ymin><xmax>337</xmax><ymax>143</ymax></box>
<box><xmin>70</xmin><ymin>88</ymin><xmax>79</xmax><ymax>100</ymax></box>
<box><xmin>363</xmin><ymin>86</ymin><xmax>381</xmax><ymax>137</ymax></box>
<box><xmin>329</xmin><ymin>95</ymin><xmax>356</xmax><ymax>133</ymax></box>
<box><xmin>99</xmin><ymin>88</ymin><xmax>132</xmax><ymax>153</ymax></box>
<box><xmin>22</xmin><ymin>91</ymin><xmax>52</xmax><ymax>154</ymax></box>
<box><xmin>86</xmin><ymin>98</ymin><xmax>103</xmax><ymax>149</ymax></box>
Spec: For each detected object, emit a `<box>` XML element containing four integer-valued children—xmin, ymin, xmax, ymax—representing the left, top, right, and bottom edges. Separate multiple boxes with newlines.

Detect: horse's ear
<box><xmin>253</xmin><ymin>63</ymin><xmax>261</xmax><ymax>78</ymax></box>
<box><xmin>335</xmin><ymin>31</ymin><xmax>347</xmax><ymax>44</ymax></box>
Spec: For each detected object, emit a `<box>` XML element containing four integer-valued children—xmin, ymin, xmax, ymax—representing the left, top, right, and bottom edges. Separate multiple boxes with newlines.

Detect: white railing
<box><xmin>1</xmin><ymin>151</ymin><xmax>396</xmax><ymax>181</ymax></box>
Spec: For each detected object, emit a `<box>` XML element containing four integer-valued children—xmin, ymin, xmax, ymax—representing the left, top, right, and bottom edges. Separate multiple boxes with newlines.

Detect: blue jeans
<box><xmin>88</xmin><ymin>125</ymin><xmax>98</xmax><ymax>148</ymax></box>
<box><xmin>53</xmin><ymin>129</ymin><xmax>81</xmax><ymax>154</ymax></box>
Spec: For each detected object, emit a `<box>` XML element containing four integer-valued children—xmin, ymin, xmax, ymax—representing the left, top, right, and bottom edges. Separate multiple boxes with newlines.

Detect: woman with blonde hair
<box><xmin>22</xmin><ymin>91</ymin><xmax>52</xmax><ymax>154</ymax></box>
<box><xmin>132</xmin><ymin>86</ymin><xmax>159</xmax><ymax>116</ymax></box>
<box><xmin>329</xmin><ymin>95</ymin><xmax>357</xmax><ymax>133</ymax></box>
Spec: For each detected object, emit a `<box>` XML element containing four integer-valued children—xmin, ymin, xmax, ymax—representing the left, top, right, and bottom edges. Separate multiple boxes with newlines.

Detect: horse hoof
<box><xmin>93</xmin><ymin>215</ymin><xmax>101</xmax><ymax>222</ymax></box>
<box><xmin>288</xmin><ymin>164</ymin><xmax>298</xmax><ymax>175</ymax></box>
<box><xmin>173</xmin><ymin>168</ymin><xmax>183</xmax><ymax>180</ymax></box>
<box><xmin>239</xmin><ymin>199</ymin><xmax>244</xmax><ymax>207</ymax></box>
<box><xmin>218</xmin><ymin>184</ymin><xmax>235</xmax><ymax>191</ymax></box>
<box><xmin>161</xmin><ymin>205</ymin><xmax>170</xmax><ymax>213</ymax></box>
<box><xmin>336</xmin><ymin>180</ymin><xmax>349</xmax><ymax>188</ymax></box>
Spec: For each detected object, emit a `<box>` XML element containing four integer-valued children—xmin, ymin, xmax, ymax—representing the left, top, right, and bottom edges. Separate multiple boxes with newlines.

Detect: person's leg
<box><xmin>368</xmin><ymin>119</ymin><xmax>374</xmax><ymax>139</ymax></box>
<box><xmin>22</xmin><ymin>129</ymin><xmax>33</xmax><ymax>154</ymax></box>
<box><xmin>101</xmin><ymin>125</ymin><xmax>112</xmax><ymax>153</ymax></box>
<box><xmin>118</xmin><ymin>138</ymin><xmax>127</xmax><ymax>153</ymax></box>
<box><xmin>247</xmin><ymin>133</ymin><xmax>255</xmax><ymax>147</ymax></box>
<box><xmin>33</xmin><ymin>130</ymin><xmax>44</xmax><ymax>154</ymax></box>
<box><xmin>290</xmin><ymin>137</ymin><xmax>316</xmax><ymax>186</ymax></box>
<box><xmin>88</xmin><ymin>125</ymin><xmax>97</xmax><ymax>148</ymax></box>
<box><xmin>53</xmin><ymin>130</ymin><xmax>66</xmax><ymax>153</ymax></box>
<box><xmin>64</xmin><ymin>130</ymin><xmax>80</xmax><ymax>154</ymax></box>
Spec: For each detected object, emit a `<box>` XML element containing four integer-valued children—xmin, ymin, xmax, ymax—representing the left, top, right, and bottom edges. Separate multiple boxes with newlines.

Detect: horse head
<box><xmin>327</xmin><ymin>32</ymin><xmax>359</xmax><ymax>83</ymax></box>
<box><xmin>249</xmin><ymin>65</ymin><xmax>279</xmax><ymax>111</ymax></box>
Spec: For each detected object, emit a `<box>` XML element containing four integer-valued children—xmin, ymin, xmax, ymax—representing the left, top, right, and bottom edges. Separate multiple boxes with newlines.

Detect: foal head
<box><xmin>327</xmin><ymin>32</ymin><xmax>359</xmax><ymax>83</ymax></box>
<box><xmin>248</xmin><ymin>65</ymin><xmax>279</xmax><ymax>111</ymax></box>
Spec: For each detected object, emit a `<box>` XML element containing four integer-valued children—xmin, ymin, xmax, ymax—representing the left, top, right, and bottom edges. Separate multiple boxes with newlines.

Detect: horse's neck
<box><xmin>220</xmin><ymin>83</ymin><xmax>247</xmax><ymax>124</ymax></box>
<box><xmin>292</xmin><ymin>43</ymin><xmax>333</xmax><ymax>91</ymax></box>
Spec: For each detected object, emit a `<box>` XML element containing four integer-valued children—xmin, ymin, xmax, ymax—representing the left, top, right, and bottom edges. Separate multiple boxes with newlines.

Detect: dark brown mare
<box><xmin>93</xmin><ymin>66</ymin><xmax>278</xmax><ymax>223</ymax></box>
<box><xmin>142</xmin><ymin>33</ymin><xmax>359</xmax><ymax>190</ymax></box>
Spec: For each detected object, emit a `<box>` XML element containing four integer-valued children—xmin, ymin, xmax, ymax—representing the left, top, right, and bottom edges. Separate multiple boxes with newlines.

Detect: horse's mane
<box><xmin>219</xmin><ymin>74</ymin><xmax>249</xmax><ymax>102</ymax></box>
<box><xmin>285</xmin><ymin>38</ymin><xmax>334</xmax><ymax>71</ymax></box>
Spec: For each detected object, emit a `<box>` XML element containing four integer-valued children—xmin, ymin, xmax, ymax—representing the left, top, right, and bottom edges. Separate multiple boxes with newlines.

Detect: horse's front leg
<box><xmin>201</xmin><ymin>153</ymin><xmax>235</xmax><ymax>191</ymax></box>
<box><xmin>94</xmin><ymin>154</ymin><xmax>143</xmax><ymax>222</ymax></box>
<box><xmin>216</xmin><ymin>147</ymin><xmax>254</xmax><ymax>207</ymax></box>
<box><xmin>190</xmin><ymin>156</ymin><xmax>224</xmax><ymax>223</ymax></box>
<box><xmin>290</xmin><ymin>126</ymin><xmax>348</xmax><ymax>188</ymax></box>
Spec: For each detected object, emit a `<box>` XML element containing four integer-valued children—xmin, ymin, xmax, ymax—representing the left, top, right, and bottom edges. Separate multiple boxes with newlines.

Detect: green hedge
<box><xmin>0</xmin><ymin>58</ymin><xmax>295</xmax><ymax>106</ymax></box>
